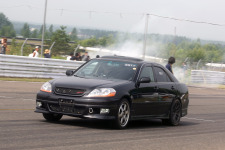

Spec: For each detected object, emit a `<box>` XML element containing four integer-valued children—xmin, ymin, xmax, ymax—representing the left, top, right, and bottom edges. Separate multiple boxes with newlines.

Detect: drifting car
<box><xmin>35</xmin><ymin>56</ymin><xmax>189</xmax><ymax>129</ymax></box>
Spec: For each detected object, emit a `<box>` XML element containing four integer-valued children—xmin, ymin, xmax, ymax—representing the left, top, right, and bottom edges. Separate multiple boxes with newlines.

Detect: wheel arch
<box><xmin>174</xmin><ymin>96</ymin><xmax>182</xmax><ymax>107</ymax></box>
<box><xmin>168</xmin><ymin>97</ymin><xmax>182</xmax><ymax>116</ymax></box>
<box><xmin>120</xmin><ymin>95</ymin><xmax>132</xmax><ymax>106</ymax></box>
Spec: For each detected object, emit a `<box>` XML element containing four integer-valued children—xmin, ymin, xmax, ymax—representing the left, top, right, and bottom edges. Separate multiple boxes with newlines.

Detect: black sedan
<box><xmin>35</xmin><ymin>56</ymin><xmax>189</xmax><ymax>129</ymax></box>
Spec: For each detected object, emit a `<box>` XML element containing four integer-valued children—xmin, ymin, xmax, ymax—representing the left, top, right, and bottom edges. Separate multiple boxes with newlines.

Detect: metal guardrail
<box><xmin>0</xmin><ymin>54</ymin><xmax>85</xmax><ymax>78</ymax></box>
<box><xmin>1</xmin><ymin>55</ymin><xmax>225</xmax><ymax>83</ymax></box>
<box><xmin>191</xmin><ymin>70</ymin><xmax>225</xmax><ymax>84</ymax></box>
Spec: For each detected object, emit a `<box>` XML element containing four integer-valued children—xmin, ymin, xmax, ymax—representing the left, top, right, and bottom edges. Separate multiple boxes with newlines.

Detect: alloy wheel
<box><xmin>170</xmin><ymin>99</ymin><xmax>182</xmax><ymax>125</ymax></box>
<box><xmin>118</xmin><ymin>100</ymin><xmax>130</xmax><ymax>128</ymax></box>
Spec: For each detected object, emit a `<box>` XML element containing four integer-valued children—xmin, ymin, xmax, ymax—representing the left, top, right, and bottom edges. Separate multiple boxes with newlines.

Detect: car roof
<box><xmin>98</xmin><ymin>55</ymin><xmax>145</xmax><ymax>63</ymax></box>
<box><xmin>98</xmin><ymin>55</ymin><xmax>160</xmax><ymax>65</ymax></box>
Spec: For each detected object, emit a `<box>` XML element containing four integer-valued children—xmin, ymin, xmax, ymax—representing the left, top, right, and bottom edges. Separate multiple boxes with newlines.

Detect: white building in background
<box><xmin>30</xmin><ymin>28</ymin><xmax>37</xmax><ymax>32</ymax></box>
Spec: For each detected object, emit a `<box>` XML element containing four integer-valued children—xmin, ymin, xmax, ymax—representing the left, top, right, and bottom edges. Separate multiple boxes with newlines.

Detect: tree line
<box><xmin>0</xmin><ymin>13</ymin><xmax>16</xmax><ymax>37</ymax></box>
<box><xmin>1</xmin><ymin>12</ymin><xmax>225</xmax><ymax>65</ymax></box>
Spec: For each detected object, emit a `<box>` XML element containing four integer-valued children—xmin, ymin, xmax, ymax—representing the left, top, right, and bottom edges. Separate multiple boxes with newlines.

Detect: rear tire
<box><xmin>113</xmin><ymin>99</ymin><xmax>130</xmax><ymax>129</ymax></box>
<box><xmin>43</xmin><ymin>113</ymin><xmax>63</xmax><ymax>122</ymax></box>
<box><xmin>162</xmin><ymin>99</ymin><xmax>181</xmax><ymax>126</ymax></box>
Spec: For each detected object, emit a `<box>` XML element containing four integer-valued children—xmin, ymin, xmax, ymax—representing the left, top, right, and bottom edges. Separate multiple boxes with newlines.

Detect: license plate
<box><xmin>61</xmin><ymin>106</ymin><xmax>74</xmax><ymax>113</ymax></box>
<box><xmin>59</xmin><ymin>99</ymin><xmax>74</xmax><ymax>106</ymax></box>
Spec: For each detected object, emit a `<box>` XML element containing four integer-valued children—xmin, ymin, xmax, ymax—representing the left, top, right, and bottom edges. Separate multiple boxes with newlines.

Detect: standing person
<box><xmin>67</xmin><ymin>52</ymin><xmax>73</xmax><ymax>60</ymax></box>
<box><xmin>75</xmin><ymin>52</ymin><xmax>81</xmax><ymax>61</ymax></box>
<box><xmin>29</xmin><ymin>50</ymin><xmax>35</xmax><ymax>57</ymax></box>
<box><xmin>33</xmin><ymin>46</ymin><xmax>39</xmax><ymax>58</ymax></box>
<box><xmin>44</xmin><ymin>49</ymin><xmax>51</xmax><ymax>58</ymax></box>
<box><xmin>87</xmin><ymin>56</ymin><xmax>90</xmax><ymax>61</ymax></box>
<box><xmin>81</xmin><ymin>52</ymin><xmax>90</xmax><ymax>61</ymax></box>
<box><xmin>182</xmin><ymin>62</ymin><xmax>187</xmax><ymax>73</ymax></box>
<box><xmin>0</xmin><ymin>38</ymin><xmax>7</xmax><ymax>54</ymax></box>
<box><xmin>77</xmin><ymin>52</ymin><xmax>82</xmax><ymax>61</ymax></box>
<box><xmin>70</xmin><ymin>53</ymin><xmax>76</xmax><ymax>61</ymax></box>
<box><xmin>166</xmin><ymin>56</ymin><xmax>175</xmax><ymax>74</ymax></box>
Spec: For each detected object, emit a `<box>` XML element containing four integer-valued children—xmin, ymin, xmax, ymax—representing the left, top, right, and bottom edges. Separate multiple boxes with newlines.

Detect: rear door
<box><xmin>153</xmin><ymin>66</ymin><xmax>177</xmax><ymax>115</ymax></box>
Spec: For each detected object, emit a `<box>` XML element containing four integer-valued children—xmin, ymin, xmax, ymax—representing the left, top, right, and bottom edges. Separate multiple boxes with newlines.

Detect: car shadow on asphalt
<box><xmin>40</xmin><ymin>117</ymin><xmax>199</xmax><ymax>130</ymax></box>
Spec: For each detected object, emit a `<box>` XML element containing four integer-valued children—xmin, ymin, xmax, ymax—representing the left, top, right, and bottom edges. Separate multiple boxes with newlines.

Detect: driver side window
<box><xmin>140</xmin><ymin>66</ymin><xmax>155</xmax><ymax>82</ymax></box>
<box><xmin>78</xmin><ymin>61</ymin><xmax>99</xmax><ymax>76</ymax></box>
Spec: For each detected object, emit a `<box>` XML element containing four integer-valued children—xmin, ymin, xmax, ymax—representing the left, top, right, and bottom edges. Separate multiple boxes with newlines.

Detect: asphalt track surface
<box><xmin>0</xmin><ymin>80</ymin><xmax>225</xmax><ymax>150</ymax></box>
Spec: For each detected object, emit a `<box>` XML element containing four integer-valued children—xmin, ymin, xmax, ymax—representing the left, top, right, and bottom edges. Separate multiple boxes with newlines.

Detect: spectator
<box><xmin>67</xmin><ymin>52</ymin><xmax>74</xmax><ymax>60</ymax></box>
<box><xmin>81</xmin><ymin>52</ymin><xmax>90</xmax><ymax>61</ymax></box>
<box><xmin>0</xmin><ymin>38</ymin><xmax>7</xmax><ymax>54</ymax></box>
<box><xmin>44</xmin><ymin>49</ymin><xmax>51</xmax><ymax>58</ymax></box>
<box><xmin>28</xmin><ymin>49</ymin><xmax>35</xmax><ymax>57</ymax></box>
<box><xmin>165</xmin><ymin>56</ymin><xmax>175</xmax><ymax>74</ymax></box>
<box><xmin>33</xmin><ymin>46</ymin><xmax>39</xmax><ymax>58</ymax></box>
<box><xmin>70</xmin><ymin>53</ymin><xmax>76</xmax><ymax>61</ymax></box>
<box><xmin>181</xmin><ymin>62</ymin><xmax>188</xmax><ymax>82</ymax></box>
<box><xmin>182</xmin><ymin>62</ymin><xmax>187</xmax><ymax>72</ymax></box>
<box><xmin>87</xmin><ymin>56</ymin><xmax>90</xmax><ymax>61</ymax></box>
<box><xmin>75</xmin><ymin>52</ymin><xmax>82</xmax><ymax>61</ymax></box>
<box><xmin>77</xmin><ymin>52</ymin><xmax>82</xmax><ymax>61</ymax></box>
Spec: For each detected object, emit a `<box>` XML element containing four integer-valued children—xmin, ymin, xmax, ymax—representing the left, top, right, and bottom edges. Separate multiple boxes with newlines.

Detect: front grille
<box><xmin>54</xmin><ymin>87</ymin><xmax>85</xmax><ymax>96</ymax></box>
<box><xmin>49</xmin><ymin>104</ymin><xmax>74</xmax><ymax>113</ymax></box>
<box><xmin>48</xmin><ymin>104</ymin><xmax>86</xmax><ymax>114</ymax></box>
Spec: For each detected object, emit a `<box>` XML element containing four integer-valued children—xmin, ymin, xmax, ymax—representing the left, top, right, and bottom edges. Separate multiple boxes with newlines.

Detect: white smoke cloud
<box><xmin>86</xmin><ymin>15</ymin><xmax>168</xmax><ymax>64</ymax></box>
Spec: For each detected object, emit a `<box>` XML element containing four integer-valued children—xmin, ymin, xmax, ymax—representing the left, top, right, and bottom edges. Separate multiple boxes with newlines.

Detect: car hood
<box><xmin>52</xmin><ymin>76</ymin><xmax>130</xmax><ymax>90</ymax></box>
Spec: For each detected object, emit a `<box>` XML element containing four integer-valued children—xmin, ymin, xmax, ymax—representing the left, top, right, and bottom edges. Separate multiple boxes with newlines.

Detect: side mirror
<box><xmin>66</xmin><ymin>69</ymin><xmax>75</xmax><ymax>76</ymax></box>
<box><xmin>138</xmin><ymin>77</ymin><xmax>151</xmax><ymax>83</ymax></box>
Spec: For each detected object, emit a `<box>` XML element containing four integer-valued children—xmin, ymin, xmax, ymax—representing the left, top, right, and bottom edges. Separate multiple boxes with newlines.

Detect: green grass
<box><xmin>51</xmin><ymin>55</ymin><xmax>66</xmax><ymax>59</ymax></box>
<box><xmin>0</xmin><ymin>77</ymin><xmax>51</xmax><ymax>82</ymax></box>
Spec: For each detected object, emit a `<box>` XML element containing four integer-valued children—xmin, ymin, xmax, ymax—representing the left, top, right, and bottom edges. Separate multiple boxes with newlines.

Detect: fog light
<box><xmin>100</xmin><ymin>108</ymin><xmax>110</xmax><ymax>114</ymax></box>
<box><xmin>36</xmin><ymin>102</ymin><xmax>42</xmax><ymax>107</ymax></box>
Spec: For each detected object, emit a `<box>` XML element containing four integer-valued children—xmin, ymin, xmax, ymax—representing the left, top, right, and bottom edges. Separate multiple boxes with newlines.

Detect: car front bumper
<box><xmin>35</xmin><ymin>91</ymin><xmax>120</xmax><ymax>120</ymax></box>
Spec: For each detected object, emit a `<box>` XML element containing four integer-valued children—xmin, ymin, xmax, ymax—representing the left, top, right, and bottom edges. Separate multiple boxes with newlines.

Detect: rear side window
<box><xmin>154</xmin><ymin>67</ymin><xmax>172</xmax><ymax>82</ymax></box>
<box><xmin>140</xmin><ymin>66</ymin><xmax>155</xmax><ymax>82</ymax></box>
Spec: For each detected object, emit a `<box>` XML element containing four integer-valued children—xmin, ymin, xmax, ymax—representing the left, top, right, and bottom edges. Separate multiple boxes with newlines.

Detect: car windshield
<box><xmin>74</xmin><ymin>59</ymin><xmax>138</xmax><ymax>81</ymax></box>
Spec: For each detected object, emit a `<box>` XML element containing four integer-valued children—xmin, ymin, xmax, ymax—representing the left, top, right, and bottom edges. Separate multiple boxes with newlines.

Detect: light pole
<box><xmin>49</xmin><ymin>41</ymin><xmax>55</xmax><ymax>55</ymax></box>
<box><xmin>142</xmin><ymin>14</ymin><xmax>149</xmax><ymax>60</ymax></box>
<box><xmin>41</xmin><ymin>0</ymin><xmax>48</xmax><ymax>57</ymax></box>
<box><xmin>196</xmin><ymin>59</ymin><xmax>201</xmax><ymax>70</ymax></box>
<box><xmin>74</xmin><ymin>44</ymin><xmax>80</xmax><ymax>56</ymax></box>
<box><xmin>21</xmin><ymin>38</ymin><xmax>28</xmax><ymax>56</ymax></box>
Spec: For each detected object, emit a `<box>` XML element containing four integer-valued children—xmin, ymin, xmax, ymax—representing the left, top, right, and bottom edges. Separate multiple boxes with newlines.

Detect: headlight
<box><xmin>40</xmin><ymin>82</ymin><xmax>52</xmax><ymax>93</ymax></box>
<box><xmin>86</xmin><ymin>88</ymin><xmax>116</xmax><ymax>97</ymax></box>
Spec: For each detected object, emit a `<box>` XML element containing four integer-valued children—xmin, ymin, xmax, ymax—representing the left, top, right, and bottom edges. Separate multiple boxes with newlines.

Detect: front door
<box><xmin>132</xmin><ymin>65</ymin><xmax>159</xmax><ymax>116</ymax></box>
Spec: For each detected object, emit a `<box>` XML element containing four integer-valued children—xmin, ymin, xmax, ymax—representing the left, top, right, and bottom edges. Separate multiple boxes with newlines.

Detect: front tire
<box><xmin>43</xmin><ymin>113</ymin><xmax>63</xmax><ymax>122</ymax></box>
<box><xmin>162</xmin><ymin>99</ymin><xmax>182</xmax><ymax>126</ymax></box>
<box><xmin>113</xmin><ymin>99</ymin><xmax>130</xmax><ymax>129</ymax></box>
